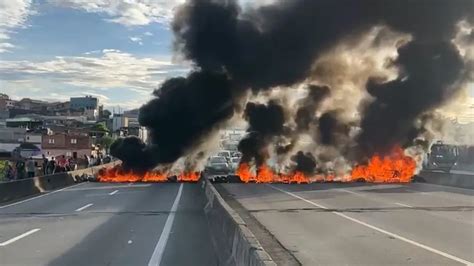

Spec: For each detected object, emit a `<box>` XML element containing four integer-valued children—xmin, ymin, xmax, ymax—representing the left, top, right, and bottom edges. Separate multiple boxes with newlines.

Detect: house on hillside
<box><xmin>42</xmin><ymin>133</ymin><xmax>92</xmax><ymax>159</ymax></box>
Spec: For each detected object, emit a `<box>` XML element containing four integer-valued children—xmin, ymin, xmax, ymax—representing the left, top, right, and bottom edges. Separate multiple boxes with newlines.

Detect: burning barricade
<box><xmin>97</xmin><ymin>165</ymin><xmax>200</xmax><ymax>183</ymax></box>
<box><xmin>97</xmin><ymin>146</ymin><xmax>416</xmax><ymax>184</ymax></box>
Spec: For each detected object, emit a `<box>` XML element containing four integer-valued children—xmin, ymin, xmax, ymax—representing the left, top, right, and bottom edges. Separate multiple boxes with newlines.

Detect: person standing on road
<box><xmin>47</xmin><ymin>157</ymin><xmax>56</xmax><ymax>174</ymax></box>
<box><xmin>5</xmin><ymin>163</ymin><xmax>14</xmax><ymax>181</ymax></box>
<box><xmin>42</xmin><ymin>154</ymin><xmax>49</xmax><ymax>175</ymax></box>
<box><xmin>26</xmin><ymin>157</ymin><xmax>36</xmax><ymax>178</ymax></box>
<box><xmin>16</xmin><ymin>160</ymin><xmax>26</xmax><ymax>179</ymax></box>
<box><xmin>57</xmin><ymin>155</ymin><xmax>67</xmax><ymax>172</ymax></box>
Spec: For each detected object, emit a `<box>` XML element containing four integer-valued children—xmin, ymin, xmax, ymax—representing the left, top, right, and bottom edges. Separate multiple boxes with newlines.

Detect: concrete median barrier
<box><xmin>0</xmin><ymin>161</ymin><xmax>120</xmax><ymax>204</ymax></box>
<box><xmin>203</xmin><ymin>179</ymin><xmax>276</xmax><ymax>266</ymax></box>
<box><xmin>417</xmin><ymin>170</ymin><xmax>474</xmax><ymax>189</ymax></box>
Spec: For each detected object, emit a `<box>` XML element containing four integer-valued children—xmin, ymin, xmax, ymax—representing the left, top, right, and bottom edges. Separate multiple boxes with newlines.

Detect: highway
<box><xmin>0</xmin><ymin>182</ymin><xmax>216</xmax><ymax>266</ymax></box>
<box><xmin>219</xmin><ymin>182</ymin><xmax>474</xmax><ymax>265</ymax></box>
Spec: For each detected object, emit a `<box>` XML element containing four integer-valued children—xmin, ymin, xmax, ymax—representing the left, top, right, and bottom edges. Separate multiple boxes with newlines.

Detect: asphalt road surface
<box><xmin>221</xmin><ymin>182</ymin><xmax>474</xmax><ymax>265</ymax></box>
<box><xmin>0</xmin><ymin>182</ymin><xmax>216</xmax><ymax>266</ymax></box>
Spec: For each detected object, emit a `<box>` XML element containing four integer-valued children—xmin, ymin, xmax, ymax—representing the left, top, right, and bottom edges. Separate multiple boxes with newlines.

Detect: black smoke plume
<box><xmin>115</xmin><ymin>0</ymin><xmax>473</xmax><ymax>171</ymax></box>
<box><xmin>318</xmin><ymin>111</ymin><xmax>351</xmax><ymax>146</ymax></box>
<box><xmin>295</xmin><ymin>85</ymin><xmax>331</xmax><ymax>131</ymax></box>
<box><xmin>238</xmin><ymin>100</ymin><xmax>286</xmax><ymax>166</ymax></box>
<box><xmin>357</xmin><ymin>42</ymin><xmax>465</xmax><ymax>158</ymax></box>
<box><xmin>110</xmin><ymin>137</ymin><xmax>153</xmax><ymax>172</ymax></box>
<box><xmin>291</xmin><ymin>151</ymin><xmax>317</xmax><ymax>175</ymax></box>
<box><xmin>111</xmin><ymin>71</ymin><xmax>237</xmax><ymax>170</ymax></box>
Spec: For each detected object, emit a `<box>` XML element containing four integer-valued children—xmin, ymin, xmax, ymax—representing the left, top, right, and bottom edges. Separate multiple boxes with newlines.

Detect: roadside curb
<box><xmin>203</xmin><ymin>179</ymin><xmax>276</xmax><ymax>266</ymax></box>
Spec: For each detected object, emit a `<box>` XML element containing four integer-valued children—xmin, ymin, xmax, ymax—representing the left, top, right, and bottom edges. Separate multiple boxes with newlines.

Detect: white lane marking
<box><xmin>340</xmin><ymin>189</ymin><xmax>414</xmax><ymax>208</ymax></box>
<box><xmin>270</xmin><ymin>185</ymin><xmax>328</xmax><ymax>209</ymax></box>
<box><xmin>0</xmin><ymin>182</ymin><xmax>87</xmax><ymax>210</ymax></box>
<box><xmin>109</xmin><ymin>190</ymin><xmax>119</xmax><ymax>195</ymax></box>
<box><xmin>67</xmin><ymin>184</ymin><xmax>151</xmax><ymax>191</ymax></box>
<box><xmin>268</xmin><ymin>185</ymin><xmax>473</xmax><ymax>266</ymax></box>
<box><xmin>0</xmin><ymin>228</ymin><xmax>41</xmax><ymax>247</ymax></box>
<box><xmin>75</xmin><ymin>203</ymin><xmax>93</xmax><ymax>212</ymax></box>
<box><xmin>406</xmin><ymin>189</ymin><xmax>428</xmax><ymax>195</ymax></box>
<box><xmin>395</xmin><ymin>202</ymin><xmax>413</xmax><ymax>208</ymax></box>
<box><xmin>339</xmin><ymin>189</ymin><xmax>359</xmax><ymax>195</ymax></box>
<box><xmin>148</xmin><ymin>183</ymin><xmax>184</xmax><ymax>266</ymax></box>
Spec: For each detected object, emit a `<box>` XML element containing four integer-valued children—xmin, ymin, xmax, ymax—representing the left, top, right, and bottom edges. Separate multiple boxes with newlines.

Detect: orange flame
<box><xmin>236</xmin><ymin>163</ymin><xmax>310</xmax><ymax>184</ymax></box>
<box><xmin>98</xmin><ymin>166</ymin><xmax>200</xmax><ymax>183</ymax></box>
<box><xmin>350</xmin><ymin>146</ymin><xmax>416</xmax><ymax>183</ymax></box>
<box><xmin>236</xmin><ymin>163</ymin><xmax>254</xmax><ymax>183</ymax></box>
<box><xmin>236</xmin><ymin>146</ymin><xmax>416</xmax><ymax>183</ymax></box>
<box><xmin>178</xmin><ymin>172</ymin><xmax>200</xmax><ymax>182</ymax></box>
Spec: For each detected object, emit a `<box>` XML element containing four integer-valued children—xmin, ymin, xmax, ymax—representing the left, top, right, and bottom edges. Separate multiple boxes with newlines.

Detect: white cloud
<box><xmin>129</xmin><ymin>36</ymin><xmax>143</xmax><ymax>45</ymax></box>
<box><xmin>130</xmin><ymin>36</ymin><xmax>142</xmax><ymax>42</ymax></box>
<box><xmin>0</xmin><ymin>0</ymin><xmax>33</xmax><ymax>52</ymax></box>
<box><xmin>143</xmin><ymin>31</ymin><xmax>153</xmax><ymax>36</ymax></box>
<box><xmin>48</xmin><ymin>0</ymin><xmax>275</xmax><ymax>27</ymax></box>
<box><xmin>0</xmin><ymin>49</ymin><xmax>189</xmax><ymax>92</ymax></box>
<box><xmin>49</xmin><ymin>0</ymin><xmax>185</xmax><ymax>26</ymax></box>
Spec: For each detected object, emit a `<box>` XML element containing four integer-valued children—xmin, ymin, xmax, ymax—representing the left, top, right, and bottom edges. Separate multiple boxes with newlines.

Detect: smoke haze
<box><xmin>112</xmin><ymin>0</ymin><xmax>473</xmax><ymax>174</ymax></box>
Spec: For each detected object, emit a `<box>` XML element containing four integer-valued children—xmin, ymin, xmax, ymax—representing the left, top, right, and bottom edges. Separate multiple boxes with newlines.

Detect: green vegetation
<box><xmin>0</xmin><ymin>160</ymin><xmax>8</xmax><ymax>182</ymax></box>
<box><xmin>97</xmin><ymin>136</ymin><xmax>114</xmax><ymax>151</ymax></box>
<box><xmin>92</xmin><ymin>122</ymin><xmax>109</xmax><ymax>133</ymax></box>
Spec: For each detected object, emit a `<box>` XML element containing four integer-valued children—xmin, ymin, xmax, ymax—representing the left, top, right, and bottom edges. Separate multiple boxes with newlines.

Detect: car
<box><xmin>216</xmin><ymin>151</ymin><xmax>232</xmax><ymax>162</ymax></box>
<box><xmin>229</xmin><ymin>157</ymin><xmax>240</xmax><ymax>172</ymax></box>
<box><xmin>203</xmin><ymin>156</ymin><xmax>232</xmax><ymax>181</ymax></box>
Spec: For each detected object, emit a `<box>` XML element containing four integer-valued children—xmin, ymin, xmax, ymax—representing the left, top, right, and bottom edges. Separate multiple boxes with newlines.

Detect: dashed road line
<box><xmin>395</xmin><ymin>202</ymin><xmax>413</xmax><ymax>208</ymax></box>
<box><xmin>148</xmin><ymin>183</ymin><xmax>184</xmax><ymax>266</ymax></box>
<box><xmin>75</xmin><ymin>203</ymin><xmax>93</xmax><ymax>212</ymax></box>
<box><xmin>109</xmin><ymin>190</ymin><xmax>119</xmax><ymax>195</ymax></box>
<box><xmin>0</xmin><ymin>229</ymin><xmax>41</xmax><ymax>247</ymax></box>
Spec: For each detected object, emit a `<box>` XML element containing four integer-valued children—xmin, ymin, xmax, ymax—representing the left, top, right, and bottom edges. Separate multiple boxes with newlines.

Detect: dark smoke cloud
<box><xmin>238</xmin><ymin>100</ymin><xmax>286</xmax><ymax>165</ymax></box>
<box><xmin>244</xmin><ymin>100</ymin><xmax>285</xmax><ymax>136</ymax></box>
<box><xmin>295</xmin><ymin>85</ymin><xmax>330</xmax><ymax>131</ymax></box>
<box><xmin>291</xmin><ymin>151</ymin><xmax>317</xmax><ymax>175</ymax></box>
<box><xmin>116</xmin><ymin>0</ymin><xmax>473</xmax><ymax>171</ymax></box>
<box><xmin>357</xmin><ymin>42</ymin><xmax>465</xmax><ymax>157</ymax></box>
<box><xmin>111</xmin><ymin>71</ymin><xmax>237</xmax><ymax>170</ymax></box>
<box><xmin>110</xmin><ymin>137</ymin><xmax>153</xmax><ymax>172</ymax></box>
<box><xmin>318</xmin><ymin>110</ymin><xmax>351</xmax><ymax>146</ymax></box>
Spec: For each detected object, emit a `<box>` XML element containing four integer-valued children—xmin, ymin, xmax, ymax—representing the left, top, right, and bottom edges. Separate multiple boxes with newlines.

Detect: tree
<box><xmin>98</xmin><ymin>136</ymin><xmax>114</xmax><ymax>152</ymax></box>
<box><xmin>92</xmin><ymin>122</ymin><xmax>109</xmax><ymax>133</ymax></box>
<box><xmin>101</xmin><ymin>109</ymin><xmax>112</xmax><ymax>119</ymax></box>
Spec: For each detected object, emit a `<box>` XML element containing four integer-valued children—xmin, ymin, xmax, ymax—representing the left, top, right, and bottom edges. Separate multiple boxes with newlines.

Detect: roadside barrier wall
<box><xmin>203</xmin><ymin>179</ymin><xmax>276</xmax><ymax>266</ymax></box>
<box><xmin>0</xmin><ymin>161</ymin><xmax>120</xmax><ymax>204</ymax></box>
<box><xmin>417</xmin><ymin>170</ymin><xmax>474</xmax><ymax>189</ymax></box>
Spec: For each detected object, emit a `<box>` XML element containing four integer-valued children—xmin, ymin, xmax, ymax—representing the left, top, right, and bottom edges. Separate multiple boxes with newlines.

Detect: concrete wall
<box><xmin>0</xmin><ymin>161</ymin><xmax>120</xmax><ymax>204</ymax></box>
<box><xmin>417</xmin><ymin>170</ymin><xmax>474</xmax><ymax>189</ymax></box>
<box><xmin>203</xmin><ymin>179</ymin><xmax>275</xmax><ymax>266</ymax></box>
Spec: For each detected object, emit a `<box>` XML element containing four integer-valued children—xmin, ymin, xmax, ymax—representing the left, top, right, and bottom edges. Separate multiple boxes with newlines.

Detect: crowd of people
<box><xmin>2</xmin><ymin>154</ymin><xmax>111</xmax><ymax>181</ymax></box>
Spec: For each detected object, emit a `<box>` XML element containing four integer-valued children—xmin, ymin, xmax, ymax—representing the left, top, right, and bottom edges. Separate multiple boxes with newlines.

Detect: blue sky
<box><xmin>0</xmin><ymin>0</ymin><xmax>188</xmax><ymax>110</ymax></box>
<box><xmin>0</xmin><ymin>0</ymin><xmax>473</xmax><ymax>113</ymax></box>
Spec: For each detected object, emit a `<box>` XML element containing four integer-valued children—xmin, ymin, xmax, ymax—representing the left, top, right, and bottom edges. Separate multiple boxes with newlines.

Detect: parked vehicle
<box><xmin>203</xmin><ymin>156</ymin><xmax>231</xmax><ymax>181</ymax></box>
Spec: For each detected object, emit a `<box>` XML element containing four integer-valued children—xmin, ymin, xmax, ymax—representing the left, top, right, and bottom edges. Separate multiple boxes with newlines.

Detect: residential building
<box><xmin>128</xmin><ymin>126</ymin><xmax>149</xmax><ymax>144</ymax></box>
<box><xmin>112</xmin><ymin>114</ymin><xmax>128</xmax><ymax>131</ymax></box>
<box><xmin>70</xmin><ymin>96</ymin><xmax>98</xmax><ymax>110</ymax></box>
<box><xmin>0</xmin><ymin>94</ymin><xmax>15</xmax><ymax>110</ymax></box>
<box><xmin>70</xmin><ymin>96</ymin><xmax>99</xmax><ymax>120</ymax></box>
<box><xmin>5</xmin><ymin>117</ymin><xmax>43</xmax><ymax>129</ymax></box>
<box><xmin>25</xmin><ymin>132</ymin><xmax>43</xmax><ymax>144</ymax></box>
<box><xmin>16</xmin><ymin>98</ymin><xmax>49</xmax><ymax>111</ymax></box>
<box><xmin>0</xmin><ymin>127</ymin><xmax>27</xmax><ymax>143</ymax></box>
<box><xmin>42</xmin><ymin>133</ymin><xmax>92</xmax><ymax>159</ymax></box>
